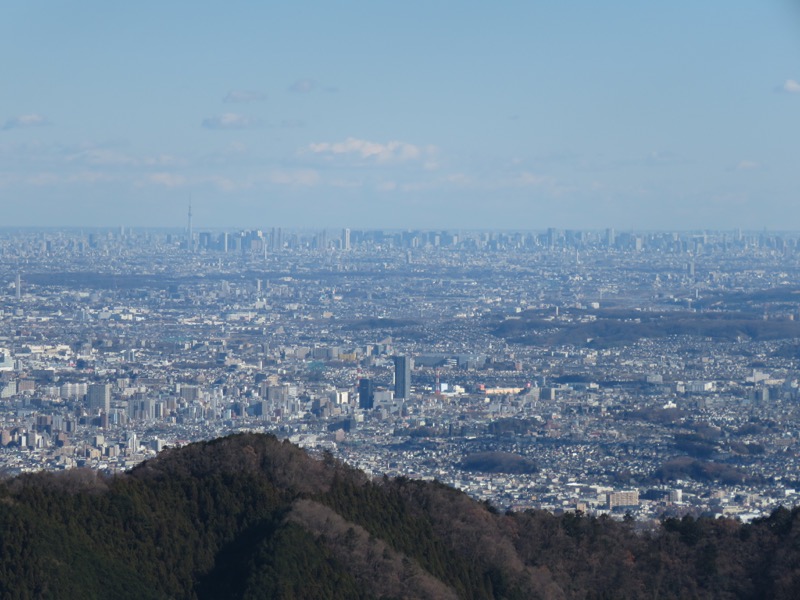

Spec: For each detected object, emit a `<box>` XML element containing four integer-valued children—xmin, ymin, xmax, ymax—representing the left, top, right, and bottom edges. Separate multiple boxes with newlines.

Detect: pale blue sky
<box><xmin>1</xmin><ymin>1</ymin><xmax>799</xmax><ymax>230</ymax></box>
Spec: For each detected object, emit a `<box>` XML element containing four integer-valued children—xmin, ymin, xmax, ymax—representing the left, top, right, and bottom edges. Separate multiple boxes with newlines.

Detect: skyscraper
<box><xmin>342</xmin><ymin>228</ymin><xmax>351</xmax><ymax>251</ymax></box>
<box><xmin>87</xmin><ymin>383</ymin><xmax>111</xmax><ymax>414</ymax></box>
<box><xmin>358</xmin><ymin>378</ymin><xmax>374</xmax><ymax>410</ymax></box>
<box><xmin>393</xmin><ymin>356</ymin><xmax>411</xmax><ymax>400</ymax></box>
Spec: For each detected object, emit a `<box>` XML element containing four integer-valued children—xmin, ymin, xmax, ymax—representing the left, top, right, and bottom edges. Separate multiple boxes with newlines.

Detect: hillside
<box><xmin>1</xmin><ymin>433</ymin><xmax>800</xmax><ymax>599</ymax></box>
<box><xmin>491</xmin><ymin>307</ymin><xmax>800</xmax><ymax>347</ymax></box>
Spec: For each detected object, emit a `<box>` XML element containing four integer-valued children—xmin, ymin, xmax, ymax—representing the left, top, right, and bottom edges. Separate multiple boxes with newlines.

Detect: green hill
<box><xmin>1</xmin><ymin>433</ymin><xmax>800</xmax><ymax>598</ymax></box>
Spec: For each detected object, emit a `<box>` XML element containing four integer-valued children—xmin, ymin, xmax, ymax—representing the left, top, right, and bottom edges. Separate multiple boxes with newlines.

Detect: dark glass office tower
<box><xmin>358</xmin><ymin>378</ymin><xmax>374</xmax><ymax>409</ymax></box>
<box><xmin>393</xmin><ymin>356</ymin><xmax>411</xmax><ymax>400</ymax></box>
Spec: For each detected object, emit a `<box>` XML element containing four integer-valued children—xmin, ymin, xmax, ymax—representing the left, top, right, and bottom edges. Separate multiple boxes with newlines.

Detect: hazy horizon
<box><xmin>2</xmin><ymin>2</ymin><xmax>799</xmax><ymax>230</ymax></box>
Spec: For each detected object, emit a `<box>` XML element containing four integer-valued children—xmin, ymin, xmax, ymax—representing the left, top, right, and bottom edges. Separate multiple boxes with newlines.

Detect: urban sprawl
<box><xmin>2</xmin><ymin>226</ymin><xmax>800</xmax><ymax>528</ymax></box>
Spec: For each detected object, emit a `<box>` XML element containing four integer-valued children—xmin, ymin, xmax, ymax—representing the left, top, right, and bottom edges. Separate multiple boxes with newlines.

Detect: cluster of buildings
<box><xmin>2</xmin><ymin>226</ymin><xmax>800</xmax><ymax>523</ymax></box>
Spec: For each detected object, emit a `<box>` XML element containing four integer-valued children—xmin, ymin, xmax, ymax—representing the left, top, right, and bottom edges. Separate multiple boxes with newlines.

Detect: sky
<box><xmin>1</xmin><ymin>1</ymin><xmax>799</xmax><ymax>231</ymax></box>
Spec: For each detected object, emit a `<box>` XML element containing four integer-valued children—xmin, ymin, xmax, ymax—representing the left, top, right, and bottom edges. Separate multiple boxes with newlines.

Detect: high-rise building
<box><xmin>358</xmin><ymin>378</ymin><xmax>374</xmax><ymax>410</ymax></box>
<box><xmin>342</xmin><ymin>228</ymin><xmax>351</xmax><ymax>251</ymax></box>
<box><xmin>87</xmin><ymin>383</ymin><xmax>111</xmax><ymax>414</ymax></box>
<box><xmin>668</xmin><ymin>489</ymin><xmax>683</xmax><ymax>503</ymax></box>
<box><xmin>607</xmin><ymin>490</ymin><xmax>639</xmax><ymax>509</ymax></box>
<box><xmin>393</xmin><ymin>356</ymin><xmax>411</xmax><ymax>400</ymax></box>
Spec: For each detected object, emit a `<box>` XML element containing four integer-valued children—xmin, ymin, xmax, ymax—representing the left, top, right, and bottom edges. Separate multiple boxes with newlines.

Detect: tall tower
<box><xmin>393</xmin><ymin>356</ymin><xmax>411</xmax><ymax>400</ymax></box>
<box><xmin>187</xmin><ymin>202</ymin><xmax>193</xmax><ymax>253</ymax></box>
<box><xmin>342</xmin><ymin>228</ymin><xmax>351</xmax><ymax>251</ymax></box>
<box><xmin>15</xmin><ymin>273</ymin><xmax>21</xmax><ymax>301</ymax></box>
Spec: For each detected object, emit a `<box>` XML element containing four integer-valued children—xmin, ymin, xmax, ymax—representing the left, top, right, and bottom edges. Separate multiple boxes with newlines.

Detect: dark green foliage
<box><xmin>322</xmin><ymin>474</ymin><xmax>490</xmax><ymax>598</ymax></box>
<box><xmin>198</xmin><ymin>520</ymin><xmax>366</xmax><ymax>600</ymax></box>
<box><xmin>459</xmin><ymin>451</ymin><xmax>538</xmax><ymax>474</ymax></box>
<box><xmin>343</xmin><ymin>317</ymin><xmax>421</xmax><ymax>331</ymax></box>
<box><xmin>494</xmin><ymin>307</ymin><xmax>800</xmax><ymax>346</ymax></box>
<box><xmin>655</xmin><ymin>455</ymin><xmax>752</xmax><ymax>485</ymax></box>
<box><xmin>1</xmin><ymin>433</ymin><xmax>800</xmax><ymax>598</ymax></box>
<box><xmin>240</xmin><ymin>522</ymin><xmax>367</xmax><ymax>600</ymax></box>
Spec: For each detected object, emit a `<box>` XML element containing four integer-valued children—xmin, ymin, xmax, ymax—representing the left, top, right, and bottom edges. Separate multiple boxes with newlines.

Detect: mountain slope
<box><xmin>1</xmin><ymin>433</ymin><xmax>800</xmax><ymax>599</ymax></box>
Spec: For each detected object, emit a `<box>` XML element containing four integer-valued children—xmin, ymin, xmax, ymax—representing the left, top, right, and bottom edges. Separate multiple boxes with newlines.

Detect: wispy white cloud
<box><xmin>719</xmin><ymin>159</ymin><xmax>765</xmax><ymax>173</ymax></box>
<box><xmin>139</xmin><ymin>173</ymin><xmax>254</xmax><ymax>192</ymax></box>
<box><xmin>141</xmin><ymin>154</ymin><xmax>186</xmax><ymax>167</ymax></box>
<box><xmin>26</xmin><ymin>172</ymin><xmax>61</xmax><ymax>186</ymax></box>
<box><xmin>66</xmin><ymin>171</ymin><xmax>115</xmax><ymax>184</ymax></box>
<box><xmin>782</xmin><ymin>79</ymin><xmax>800</xmax><ymax>94</ymax></box>
<box><xmin>67</xmin><ymin>148</ymin><xmax>137</xmax><ymax>166</ymax></box>
<box><xmin>306</xmin><ymin>137</ymin><xmax>428</xmax><ymax>163</ymax></box>
<box><xmin>223</xmin><ymin>90</ymin><xmax>267</xmax><ymax>103</ymax></box>
<box><xmin>202</xmin><ymin>113</ymin><xmax>260</xmax><ymax>130</ymax></box>
<box><xmin>3</xmin><ymin>113</ymin><xmax>48</xmax><ymax>130</ymax></box>
<box><xmin>443</xmin><ymin>173</ymin><xmax>474</xmax><ymax>186</ymax></box>
<box><xmin>267</xmin><ymin>168</ymin><xmax>320</xmax><ymax>186</ymax></box>
<box><xmin>734</xmin><ymin>159</ymin><xmax>760</xmax><ymax>171</ymax></box>
<box><xmin>147</xmin><ymin>172</ymin><xmax>188</xmax><ymax>188</ymax></box>
<box><xmin>504</xmin><ymin>171</ymin><xmax>552</xmax><ymax>187</ymax></box>
<box><xmin>329</xmin><ymin>178</ymin><xmax>362</xmax><ymax>189</ymax></box>
<box><xmin>205</xmin><ymin>175</ymin><xmax>241</xmax><ymax>192</ymax></box>
<box><xmin>66</xmin><ymin>148</ymin><xmax>186</xmax><ymax>168</ymax></box>
<box><xmin>288</xmin><ymin>78</ymin><xmax>316</xmax><ymax>93</ymax></box>
<box><xmin>4</xmin><ymin>170</ymin><xmax>116</xmax><ymax>187</ymax></box>
<box><xmin>774</xmin><ymin>79</ymin><xmax>800</xmax><ymax>94</ymax></box>
<box><xmin>226</xmin><ymin>141</ymin><xmax>248</xmax><ymax>154</ymax></box>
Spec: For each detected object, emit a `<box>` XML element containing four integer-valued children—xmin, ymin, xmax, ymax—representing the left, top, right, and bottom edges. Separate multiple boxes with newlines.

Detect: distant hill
<box><xmin>460</xmin><ymin>451</ymin><xmax>539</xmax><ymax>474</ymax></box>
<box><xmin>492</xmin><ymin>307</ymin><xmax>800</xmax><ymax>347</ymax></box>
<box><xmin>343</xmin><ymin>317</ymin><xmax>421</xmax><ymax>330</ymax></box>
<box><xmin>2</xmin><ymin>433</ymin><xmax>800</xmax><ymax>598</ymax></box>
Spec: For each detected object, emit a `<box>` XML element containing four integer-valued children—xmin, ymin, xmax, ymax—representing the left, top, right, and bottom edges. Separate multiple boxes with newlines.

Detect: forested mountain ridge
<box><xmin>1</xmin><ymin>433</ymin><xmax>800</xmax><ymax>599</ymax></box>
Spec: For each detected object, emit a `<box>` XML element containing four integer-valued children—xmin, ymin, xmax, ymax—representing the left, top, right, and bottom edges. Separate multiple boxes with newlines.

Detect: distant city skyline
<box><xmin>2</xmin><ymin>2</ymin><xmax>799</xmax><ymax>230</ymax></box>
